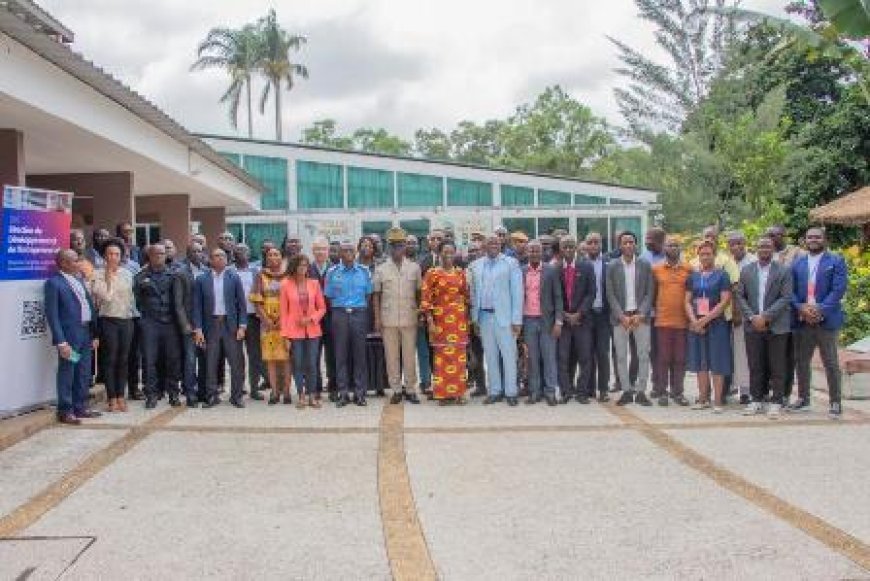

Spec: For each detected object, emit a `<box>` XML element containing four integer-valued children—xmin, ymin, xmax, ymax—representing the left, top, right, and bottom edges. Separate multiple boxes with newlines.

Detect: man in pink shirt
<box><xmin>522</xmin><ymin>240</ymin><xmax>564</xmax><ymax>406</ymax></box>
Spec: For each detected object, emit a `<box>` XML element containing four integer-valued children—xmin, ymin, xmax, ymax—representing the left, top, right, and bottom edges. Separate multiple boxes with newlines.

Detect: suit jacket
<box><xmin>280</xmin><ymin>278</ymin><xmax>327</xmax><ymax>339</ymax></box>
<box><xmin>469</xmin><ymin>254</ymin><xmax>523</xmax><ymax>327</ymax></box>
<box><xmin>605</xmin><ymin>257</ymin><xmax>654</xmax><ymax>325</ymax></box>
<box><xmin>736</xmin><ymin>260</ymin><xmax>793</xmax><ymax>335</ymax></box>
<box><xmin>192</xmin><ymin>269</ymin><xmax>248</xmax><ymax>339</ymax></box>
<box><xmin>521</xmin><ymin>263</ymin><xmax>564</xmax><ymax>329</ymax></box>
<box><xmin>791</xmin><ymin>251</ymin><xmax>847</xmax><ymax>330</ymax></box>
<box><xmin>560</xmin><ymin>259</ymin><xmax>596</xmax><ymax>317</ymax></box>
<box><xmin>44</xmin><ymin>273</ymin><xmax>97</xmax><ymax>347</ymax></box>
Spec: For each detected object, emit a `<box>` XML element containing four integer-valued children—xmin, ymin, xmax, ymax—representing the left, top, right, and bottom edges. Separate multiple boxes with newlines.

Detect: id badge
<box><xmin>696</xmin><ymin>297</ymin><xmax>710</xmax><ymax>316</ymax></box>
<box><xmin>807</xmin><ymin>281</ymin><xmax>816</xmax><ymax>305</ymax></box>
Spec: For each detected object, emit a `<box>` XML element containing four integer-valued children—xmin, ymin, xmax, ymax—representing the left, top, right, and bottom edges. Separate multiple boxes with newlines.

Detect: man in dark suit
<box><xmin>790</xmin><ymin>227</ymin><xmax>848</xmax><ymax>418</ymax></box>
<box><xmin>606</xmin><ymin>231</ymin><xmax>654</xmax><ymax>406</ymax></box>
<box><xmin>583</xmin><ymin>232</ymin><xmax>612</xmax><ymax>401</ymax></box>
<box><xmin>556</xmin><ymin>236</ymin><xmax>596</xmax><ymax>404</ymax></box>
<box><xmin>522</xmin><ymin>240</ymin><xmax>563</xmax><ymax>406</ymax></box>
<box><xmin>44</xmin><ymin>249</ymin><xmax>101</xmax><ymax>424</ymax></box>
<box><xmin>735</xmin><ymin>236</ymin><xmax>793</xmax><ymax>418</ymax></box>
<box><xmin>193</xmin><ymin>248</ymin><xmax>248</xmax><ymax>408</ymax></box>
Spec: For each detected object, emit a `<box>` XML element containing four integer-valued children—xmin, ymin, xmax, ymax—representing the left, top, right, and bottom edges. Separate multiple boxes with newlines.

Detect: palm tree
<box><xmin>191</xmin><ymin>24</ymin><xmax>260</xmax><ymax>138</ymax></box>
<box><xmin>256</xmin><ymin>9</ymin><xmax>309</xmax><ymax>141</ymax></box>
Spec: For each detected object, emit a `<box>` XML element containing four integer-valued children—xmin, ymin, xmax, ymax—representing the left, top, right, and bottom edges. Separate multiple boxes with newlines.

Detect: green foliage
<box><xmin>817</xmin><ymin>0</ymin><xmax>870</xmax><ymax>39</ymax></box>
<box><xmin>841</xmin><ymin>245</ymin><xmax>870</xmax><ymax>345</ymax></box>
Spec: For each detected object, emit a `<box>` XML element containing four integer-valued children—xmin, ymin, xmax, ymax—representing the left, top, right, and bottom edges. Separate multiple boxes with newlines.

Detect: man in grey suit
<box><xmin>736</xmin><ymin>236</ymin><xmax>794</xmax><ymax>418</ymax></box>
<box><xmin>606</xmin><ymin>232</ymin><xmax>654</xmax><ymax>406</ymax></box>
<box><xmin>522</xmin><ymin>240</ymin><xmax>564</xmax><ymax>406</ymax></box>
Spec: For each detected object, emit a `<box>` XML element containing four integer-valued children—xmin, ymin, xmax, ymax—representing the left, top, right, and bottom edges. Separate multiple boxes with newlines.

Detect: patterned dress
<box><xmin>249</xmin><ymin>270</ymin><xmax>289</xmax><ymax>362</ymax></box>
<box><xmin>421</xmin><ymin>267</ymin><xmax>470</xmax><ymax>399</ymax></box>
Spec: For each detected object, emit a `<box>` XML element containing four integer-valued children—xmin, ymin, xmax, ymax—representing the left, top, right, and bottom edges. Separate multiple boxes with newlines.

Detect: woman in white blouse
<box><xmin>91</xmin><ymin>238</ymin><xmax>136</xmax><ymax>412</ymax></box>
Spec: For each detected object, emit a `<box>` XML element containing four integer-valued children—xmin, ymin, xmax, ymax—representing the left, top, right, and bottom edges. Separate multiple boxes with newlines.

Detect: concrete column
<box><xmin>27</xmin><ymin>172</ymin><xmax>134</xmax><ymax>232</ymax></box>
<box><xmin>191</xmin><ymin>207</ymin><xmax>225</xmax><ymax>249</ymax></box>
<box><xmin>135</xmin><ymin>194</ymin><xmax>190</xmax><ymax>250</ymax></box>
<box><xmin>0</xmin><ymin>129</ymin><xmax>25</xmax><ymax>188</ymax></box>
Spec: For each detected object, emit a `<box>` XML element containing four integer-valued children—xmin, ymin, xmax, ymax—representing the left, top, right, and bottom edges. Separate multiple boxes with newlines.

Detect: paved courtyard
<box><xmin>1</xmin><ymin>386</ymin><xmax>869</xmax><ymax>580</ymax></box>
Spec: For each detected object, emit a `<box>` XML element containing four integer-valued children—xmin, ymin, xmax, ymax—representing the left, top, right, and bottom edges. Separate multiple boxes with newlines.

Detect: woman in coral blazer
<box><xmin>280</xmin><ymin>253</ymin><xmax>327</xmax><ymax>408</ymax></box>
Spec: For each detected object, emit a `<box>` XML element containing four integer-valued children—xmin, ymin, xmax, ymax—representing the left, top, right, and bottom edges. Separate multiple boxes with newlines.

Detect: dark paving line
<box><xmin>605</xmin><ymin>404</ymin><xmax>870</xmax><ymax>572</ymax></box>
<box><xmin>0</xmin><ymin>407</ymin><xmax>185</xmax><ymax>538</ymax></box>
<box><xmin>378</xmin><ymin>404</ymin><xmax>438</xmax><ymax>581</ymax></box>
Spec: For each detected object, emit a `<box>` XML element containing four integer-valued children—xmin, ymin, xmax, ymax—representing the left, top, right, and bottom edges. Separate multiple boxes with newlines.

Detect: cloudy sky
<box><xmin>39</xmin><ymin>0</ymin><xmax>787</xmax><ymax>142</ymax></box>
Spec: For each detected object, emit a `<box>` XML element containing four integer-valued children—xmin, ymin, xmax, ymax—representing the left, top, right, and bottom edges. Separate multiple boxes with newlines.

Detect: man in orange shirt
<box><xmin>651</xmin><ymin>235</ymin><xmax>691</xmax><ymax>406</ymax></box>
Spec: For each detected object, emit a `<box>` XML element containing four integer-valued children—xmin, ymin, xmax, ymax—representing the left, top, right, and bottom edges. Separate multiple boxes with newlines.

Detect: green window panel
<box><xmin>397</xmin><ymin>173</ymin><xmax>442</xmax><ymax>207</ymax></box>
<box><xmin>447</xmin><ymin>178</ymin><xmax>492</xmax><ymax>207</ymax></box>
<box><xmin>362</xmin><ymin>220</ymin><xmax>394</xmax><ymax>237</ymax></box>
<box><xmin>539</xmin><ymin>190</ymin><xmax>571</xmax><ymax>206</ymax></box>
<box><xmin>227</xmin><ymin>223</ymin><xmax>243</xmax><ymax>244</ymax></box>
<box><xmin>538</xmin><ymin>217</ymin><xmax>569</xmax><ymax>236</ymax></box>
<box><xmin>502</xmin><ymin>218</ymin><xmax>536</xmax><ymax>240</ymax></box>
<box><xmin>297</xmin><ymin>160</ymin><xmax>344</xmax><ymax>209</ymax></box>
<box><xmin>501</xmin><ymin>185</ymin><xmax>534</xmax><ymax>207</ymax></box>
<box><xmin>399</xmin><ymin>219</ymin><xmax>430</xmax><ymax>241</ymax></box>
<box><xmin>610</xmin><ymin>197</ymin><xmax>641</xmax><ymax>205</ymax></box>
<box><xmin>576</xmin><ymin>218</ymin><xmax>609</xmax><ymax>247</ymax></box>
<box><xmin>348</xmin><ymin>167</ymin><xmax>393</xmax><ymax>209</ymax></box>
<box><xmin>611</xmin><ymin>217</ymin><xmax>643</xmax><ymax>242</ymax></box>
<box><xmin>243</xmin><ymin>155</ymin><xmax>288</xmax><ymax>210</ymax></box>
<box><xmin>220</xmin><ymin>152</ymin><xmax>241</xmax><ymax>166</ymax></box>
<box><xmin>243</xmin><ymin>223</ymin><xmax>287</xmax><ymax>256</ymax></box>
<box><xmin>575</xmin><ymin>193</ymin><xmax>607</xmax><ymax>205</ymax></box>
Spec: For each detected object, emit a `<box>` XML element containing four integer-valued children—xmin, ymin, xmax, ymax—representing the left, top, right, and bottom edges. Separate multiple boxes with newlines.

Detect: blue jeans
<box><xmin>292</xmin><ymin>337</ymin><xmax>321</xmax><ymax>396</ymax></box>
<box><xmin>416</xmin><ymin>325</ymin><xmax>431</xmax><ymax>387</ymax></box>
<box><xmin>478</xmin><ymin>311</ymin><xmax>518</xmax><ymax>397</ymax></box>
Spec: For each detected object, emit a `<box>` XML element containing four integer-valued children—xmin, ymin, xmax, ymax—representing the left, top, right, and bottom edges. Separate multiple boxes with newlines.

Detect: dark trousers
<box><xmin>181</xmin><ymin>333</ymin><xmax>200</xmax><ymax>401</ymax></box>
<box><xmin>746</xmin><ymin>331</ymin><xmax>787</xmax><ymax>404</ymax></box>
<box><xmin>585</xmin><ymin>309</ymin><xmax>611</xmax><ymax>396</ymax></box>
<box><xmin>205</xmin><ymin>318</ymin><xmax>245</xmax><ymax>402</ymax></box>
<box><xmin>654</xmin><ymin>327</ymin><xmax>687</xmax><ymax>397</ymax></box>
<box><xmin>292</xmin><ymin>337</ymin><xmax>321</xmax><ymax>396</ymax></box>
<box><xmin>99</xmin><ymin>317</ymin><xmax>134</xmax><ymax>399</ymax></box>
<box><xmin>317</xmin><ymin>312</ymin><xmax>336</xmax><ymax>394</ymax></box>
<box><xmin>648</xmin><ymin>320</ymin><xmax>659</xmax><ymax>393</ymax></box>
<box><xmin>141</xmin><ymin>318</ymin><xmax>181</xmax><ymax>401</ymax></box>
<box><xmin>783</xmin><ymin>332</ymin><xmax>797</xmax><ymax>398</ymax></box>
<box><xmin>468</xmin><ymin>331</ymin><xmax>486</xmax><ymax>391</ymax></box>
<box><xmin>524</xmin><ymin>317</ymin><xmax>558</xmax><ymax>397</ymax></box>
<box><xmin>332</xmin><ymin>308</ymin><xmax>368</xmax><ymax>398</ymax></box>
<box><xmin>794</xmin><ymin>326</ymin><xmax>842</xmax><ymax>404</ymax></box>
<box><xmin>558</xmin><ymin>319</ymin><xmax>592</xmax><ymax>398</ymax></box>
<box><xmin>126</xmin><ymin>317</ymin><xmax>142</xmax><ymax>397</ymax></box>
<box><xmin>244</xmin><ymin>313</ymin><xmax>264</xmax><ymax>390</ymax></box>
<box><xmin>56</xmin><ymin>324</ymin><xmax>92</xmax><ymax>416</ymax></box>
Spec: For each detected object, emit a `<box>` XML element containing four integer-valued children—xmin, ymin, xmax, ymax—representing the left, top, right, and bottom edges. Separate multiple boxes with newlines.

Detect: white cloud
<box><xmin>37</xmin><ymin>0</ymin><xmax>790</xmax><ymax>141</ymax></box>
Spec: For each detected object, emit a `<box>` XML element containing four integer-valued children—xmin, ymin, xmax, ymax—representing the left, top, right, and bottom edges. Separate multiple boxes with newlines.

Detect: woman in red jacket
<box><xmin>280</xmin><ymin>254</ymin><xmax>326</xmax><ymax>408</ymax></box>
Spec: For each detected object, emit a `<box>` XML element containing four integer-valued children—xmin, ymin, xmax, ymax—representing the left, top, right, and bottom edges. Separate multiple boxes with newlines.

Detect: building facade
<box><xmin>200</xmin><ymin>135</ymin><xmax>660</xmax><ymax>253</ymax></box>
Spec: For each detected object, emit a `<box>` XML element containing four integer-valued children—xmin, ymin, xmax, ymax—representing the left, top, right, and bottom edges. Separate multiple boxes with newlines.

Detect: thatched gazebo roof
<box><xmin>809</xmin><ymin>186</ymin><xmax>870</xmax><ymax>226</ymax></box>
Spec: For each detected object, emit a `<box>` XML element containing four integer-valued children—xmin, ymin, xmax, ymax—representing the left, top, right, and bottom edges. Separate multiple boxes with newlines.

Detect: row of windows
<box><xmin>226</xmin><ymin>154</ymin><xmax>642</xmax><ymax>211</ymax></box>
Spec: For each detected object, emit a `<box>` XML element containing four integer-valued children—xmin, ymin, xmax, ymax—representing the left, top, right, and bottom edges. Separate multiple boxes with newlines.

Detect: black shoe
<box><xmin>250</xmin><ymin>391</ymin><xmax>264</xmax><ymax>401</ymax></box>
<box><xmin>144</xmin><ymin>399</ymin><xmax>157</xmax><ymax>409</ymax></box>
<box><xmin>546</xmin><ymin>395</ymin><xmax>558</xmax><ymax>407</ymax></box>
<box><xmin>375</xmin><ymin>389</ymin><xmax>386</xmax><ymax>397</ymax></box>
<box><xmin>525</xmin><ymin>396</ymin><xmax>537</xmax><ymax>405</ymax></box>
<box><xmin>328</xmin><ymin>391</ymin><xmax>338</xmax><ymax>402</ymax></box>
<box><xmin>739</xmin><ymin>394</ymin><xmax>750</xmax><ymax>405</ymax></box>
<box><xmin>471</xmin><ymin>386</ymin><xmax>487</xmax><ymax>398</ymax></box>
<box><xmin>635</xmin><ymin>392</ymin><xmax>652</xmax><ymax>407</ymax></box>
<box><xmin>283</xmin><ymin>394</ymin><xmax>292</xmax><ymax>405</ymax></box>
<box><xmin>356</xmin><ymin>398</ymin><xmax>367</xmax><ymax>407</ymax></box>
<box><xmin>787</xmin><ymin>398</ymin><xmax>811</xmax><ymax>412</ymax></box>
<box><xmin>658</xmin><ymin>395</ymin><xmax>669</xmax><ymax>407</ymax></box>
<box><xmin>202</xmin><ymin>398</ymin><xmax>220</xmax><ymax>409</ymax></box>
<box><xmin>597</xmin><ymin>393</ymin><xmax>610</xmax><ymax>403</ymax></box>
<box><xmin>390</xmin><ymin>392</ymin><xmax>404</xmax><ymax>405</ymax></box>
<box><xmin>157</xmin><ymin>392</ymin><xmax>165</xmax><ymax>400</ymax></box>
<box><xmin>673</xmin><ymin>395</ymin><xmax>690</xmax><ymax>406</ymax></box>
<box><xmin>483</xmin><ymin>395</ymin><xmax>504</xmax><ymax>405</ymax></box>
<box><xmin>506</xmin><ymin>397</ymin><xmax>519</xmax><ymax>407</ymax></box>
<box><xmin>230</xmin><ymin>398</ymin><xmax>245</xmax><ymax>409</ymax></box>
<box><xmin>649</xmin><ymin>389</ymin><xmax>663</xmax><ymax>399</ymax></box>
<box><xmin>577</xmin><ymin>395</ymin><xmax>591</xmax><ymax>404</ymax></box>
<box><xmin>168</xmin><ymin>396</ymin><xmax>181</xmax><ymax>408</ymax></box>
<box><xmin>186</xmin><ymin>399</ymin><xmax>199</xmax><ymax>408</ymax></box>
<box><xmin>559</xmin><ymin>394</ymin><xmax>571</xmax><ymax>404</ymax></box>
<box><xmin>609</xmin><ymin>385</ymin><xmax>622</xmax><ymax>393</ymax></box>
<box><xmin>129</xmin><ymin>390</ymin><xmax>144</xmax><ymax>401</ymax></box>
<box><xmin>336</xmin><ymin>396</ymin><xmax>349</xmax><ymax>408</ymax></box>
<box><xmin>616</xmin><ymin>392</ymin><xmax>634</xmax><ymax>406</ymax></box>
<box><xmin>405</xmin><ymin>393</ymin><xmax>421</xmax><ymax>404</ymax></box>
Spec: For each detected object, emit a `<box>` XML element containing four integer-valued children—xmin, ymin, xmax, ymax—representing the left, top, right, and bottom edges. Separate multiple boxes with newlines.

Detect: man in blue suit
<box><xmin>469</xmin><ymin>234</ymin><xmax>524</xmax><ymax>405</ymax></box>
<box><xmin>44</xmin><ymin>249</ymin><xmax>101</xmax><ymax>424</ymax></box>
<box><xmin>790</xmin><ymin>227</ymin><xmax>848</xmax><ymax>418</ymax></box>
<box><xmin>193</xmin><ymin>248</ymin><xmax>248</xmax><ymax>408</ymax></box>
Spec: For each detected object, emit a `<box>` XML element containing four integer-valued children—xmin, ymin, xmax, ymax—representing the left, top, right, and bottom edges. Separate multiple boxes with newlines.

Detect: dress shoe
<box><xmin>616</xmin><ymin>392</ymin><xmax>634</xmax><ymax>406</ymax></box>
<box><xmin>390</xmin><ymin>392</ymin><xmax>404</xmax><ymax>405</ymax></box>
<box><xmin>657</xmin><ymin>395</ymin><xmax>669</xmax><ymax>407</ymax></box>
<box><xmin>525</xmin><ymin>397</ymin><xmax>537</xmax><ymax>405</ymax></box>
<box><xmin>649</xmin><ymin>389</ymin><xmax>663</xmax><ymax>399</ymax></box>
<box><xmin>577</xmin><ymin>395</ymin><xmax>591</xmax><ymax>404</ymax></box>
<box><xmin>483</xmin><ymin>395</ymin><xmax>504</xmax><ymax>405</ymax></box>
<box><xmin>230</xmin><ymin>398</ymin><xmax>245</xmax><ymax>409</ymax></box>
<box><xmin>250</xmin><ymin>391</ymin><xmax>264</xmax><ymax>401</ymax></box>
<box><xmin>546</xmin><ymin>395</ymin><xmax>558</xmax><ymax>406</ymax></box>
<box><xmin>283</xmin><ymin>394</ymin><xmax>293</xmax><ymax>405</ymax></box>
<box><xmin>597</xmin><ymin>393</ymin><xmax>610</xmax><ymax>403</ymax></box>
<box><xmin>506</xmin><ymin>397</ymin><xmax>519</xmax><ymax>407</ymax></box>
<box><xmin>739</xmin><ymin>394</ymin><xmax>750</xmax><ymax>405</ymax></box>
<box><xmin>375</xmin><ymin>389</ymin><xmax>386</xmax><ymax>397</ymax></box>
<box><xmin>268</xmin><ymin>393</ymin><xmax>280</xmax><ymax>405</ymax></box>
<box><xmin>673</xmin><ymin>395</ymin><xmax>690</xmax><ymax>406</ymax></box>
<box><xmin>75</xmin><ymin>409</ymin><xmax>102</xmax><ymax>419</ymax></box>
<box><xmin>328</xmin><ymin>391</ymin><xmax>338</xmax><ymax>403</ymax></box>
<box><xmin>336</xmin><ymin>396</ymin><xmax>349</xmax><ymax>408</ymax></box>
<box><xmin>57</xmin><ymin>413</ymin><xmax>81</xmax><ymax>425</ymax></box>
<box><xmin>405</xmin><ymin>393</ymin><xmax>421</xmax><ymax>404</ymax></box>
<box><xmin>144</xmin><ymin>399</ymin><xmax>157</xmax><ymax>409</ymax></box>
<box><xmin>202</xmin><ymin>398</ymin><xmax>220</xmax><ymax>409</ymax></box>
<box><xmin>635</xmin><ymin>392</ymin><xmax>653</xmax><ymax>407</ymax></box>
<box><xmin>186</xmin><ymin>399</ymin><xmax>199</xmax><ymax>408</ymax></box>
<box><xmin>471</xmin><ymin>386</ymin><xmax>487</xmax><ymax>398</ymax></box>
<box><xmin>559</xmin><ymin>394</ymin><xmax>571</xmax><ymax>404</ymax></box>
<box><xmin>356</xmin><ymin>398</ymin><xmax>368</xmax><ymax>407</ymax></box>
<box><xmin>168</xmin><ymin>397</ymin><xmax>182</xmax><ymax>408</ymax></box>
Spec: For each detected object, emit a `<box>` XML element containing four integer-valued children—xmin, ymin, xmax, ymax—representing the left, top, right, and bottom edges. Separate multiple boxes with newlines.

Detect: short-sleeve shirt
<box><xmin>325</xmin><ymin>263</ymin><xmax>372</xmax><ymax>308</ymax></box>
<box><xmin>686</xmin><ymin>269</ymin><xmax>731</xmax><ymax>319</ymax></box>
<box><xmin>373</xmin><ymin>258</ymin><xmax>421</xmax><ymax>327</ymax></box>
<box><xmin>652</xmin><ymin>261</ymin><xmax>691</xmax><ymax>329</ymax></box>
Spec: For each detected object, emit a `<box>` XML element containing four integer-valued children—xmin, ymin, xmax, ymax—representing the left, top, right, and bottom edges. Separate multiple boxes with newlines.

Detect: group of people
<box><xmin>43</xmin><ymin>219</ymin><xmax>848</xmax><ymax>425</ymax></box>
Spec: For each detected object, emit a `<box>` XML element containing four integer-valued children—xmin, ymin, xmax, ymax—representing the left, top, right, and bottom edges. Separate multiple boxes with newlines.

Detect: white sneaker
<box><xmin>767</xmin><ymin>403</ymin><xmax>781</xmax><ymax>419</ymax></box>
<box><xmin>742</xmin><ymin>402</ymin><xmax>763</xmax><ymax>416</ymax></box>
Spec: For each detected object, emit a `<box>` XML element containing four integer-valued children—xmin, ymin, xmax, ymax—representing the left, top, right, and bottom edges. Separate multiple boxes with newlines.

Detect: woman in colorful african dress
<box><xmin>250</xmin><ymin>247</ymin><xmax>293</xmax><ymax>404</ymax></box>
<box><xmin>421</xmin><ymin>241</ymin><xmax>470</xmax><ymax>404</ymax></box>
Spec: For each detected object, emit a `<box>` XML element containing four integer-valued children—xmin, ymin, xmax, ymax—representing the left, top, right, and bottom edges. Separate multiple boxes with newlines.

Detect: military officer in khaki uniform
<box><xmin>373</xmin><ymin>228</ymin><xmax>423</xmax><ymax>404</ymax></box>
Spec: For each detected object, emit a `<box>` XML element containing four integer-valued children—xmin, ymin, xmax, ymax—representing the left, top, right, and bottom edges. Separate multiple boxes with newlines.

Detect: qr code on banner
<box><xmin>20</xmin><ymin>299</ymin><xmax>47</xmax><ymax>339</ymax></box>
